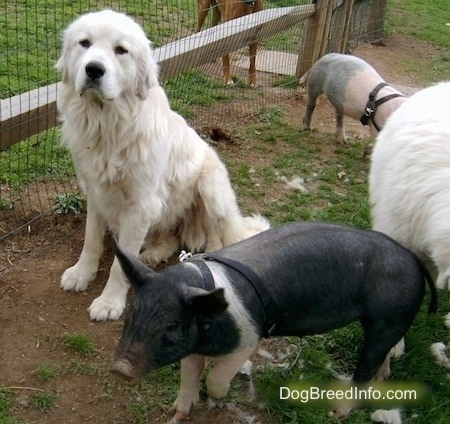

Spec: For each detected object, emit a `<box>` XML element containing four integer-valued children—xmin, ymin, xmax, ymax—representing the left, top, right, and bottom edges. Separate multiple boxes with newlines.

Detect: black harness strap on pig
<box><xmin>360</xmin><ymin>82</ymin><xmax>404</xmax><ymax>131</ymax></box>
<box><xmin>199</xmin><ymin>253</ymin><xmax>277</xmax><ymax>338</ymax></box>
<box><xmin>190</xmin><ymin>258</ymin><xmax>216</xmax><ymax>291</ymax></box>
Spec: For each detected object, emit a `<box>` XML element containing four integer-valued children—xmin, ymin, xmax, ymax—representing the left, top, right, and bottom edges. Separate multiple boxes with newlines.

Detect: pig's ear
<box><xmin>113</xmin><ymin>238</ymin><xmax>153</xmax><ymax>289</ymax></box>
<box><xmin>183</xmin><ymin>287</ymin><xmax>228</xmax><ymax>315</ymax></box>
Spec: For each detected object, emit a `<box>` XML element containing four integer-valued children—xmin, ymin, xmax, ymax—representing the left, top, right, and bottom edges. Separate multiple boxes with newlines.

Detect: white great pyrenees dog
<box><xmin>56</xmin><ymin>10</ymin><xmax>270</xmax><ymax>321</ymax></box>
<box><xmin>369</xmin><ymin>81</ymin><xmax>450</xmax><ymax>327</ymax></box>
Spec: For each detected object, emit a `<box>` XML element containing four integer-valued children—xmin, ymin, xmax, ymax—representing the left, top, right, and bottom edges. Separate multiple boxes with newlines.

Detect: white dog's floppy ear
<box><xmin>136</xmin><ymin>44</ymin><xmax>160</xmax><ymax>99</ymax></box>
<box><xmin>55</xmin><ymin>55</ymin><xmax>69</xmax><ymax>84</ymax></box>
<box><xmin>55</xmin><ymin>28</ymin><xmax>70</xmax><ymax>84</ymax></box>
<box><xmin>55</xmin><ymin>42</ymin><xmax>69</xmax><ymax>84</ymax></box>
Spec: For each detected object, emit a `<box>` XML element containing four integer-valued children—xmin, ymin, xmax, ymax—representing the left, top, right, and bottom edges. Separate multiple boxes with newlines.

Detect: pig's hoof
<box><xmin>167</xmin><ymin>410</ymin><xmax>190</xmax><ymax>423</ymax></box>
<box><xmin>207</xmin><ymin>397</ymin><xmax>227</xmax><ymax>410</ymax></box>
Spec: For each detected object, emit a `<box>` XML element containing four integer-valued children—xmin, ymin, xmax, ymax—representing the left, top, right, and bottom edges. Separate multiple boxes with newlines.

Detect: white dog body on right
<box><xmin>370</xmin><ymin>81</ymin><xmax>450</xmax><ymax>290</ymax></box>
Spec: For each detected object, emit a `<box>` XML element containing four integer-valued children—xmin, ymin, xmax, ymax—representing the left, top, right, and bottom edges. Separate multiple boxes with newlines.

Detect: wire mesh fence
<box><xmin>0</xmin><ymin>0</ymin><xmax>385</xmax><ymax>274</ymax></box>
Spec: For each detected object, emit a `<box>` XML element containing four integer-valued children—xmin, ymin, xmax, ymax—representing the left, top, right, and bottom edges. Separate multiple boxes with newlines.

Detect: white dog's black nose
<box><xmin>86</xmin><ymin>62</ymin><xmax>105</xmax><ymax>80</ymax></box>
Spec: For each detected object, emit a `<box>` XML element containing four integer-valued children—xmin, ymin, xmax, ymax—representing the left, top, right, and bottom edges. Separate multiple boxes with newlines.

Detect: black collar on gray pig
<box><xmin>360</xmin><ymin>82</ymin><xmax>405</xmax><ymax>131</ymax></box>
<box><xmin>189</xmin><ymin>254</ymin><xmax>277</xmax><ymax>338</ymax></box>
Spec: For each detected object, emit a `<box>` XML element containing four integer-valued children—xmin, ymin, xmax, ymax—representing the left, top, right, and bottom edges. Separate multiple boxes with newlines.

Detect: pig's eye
<box><xmin>163</xmin><ymin>323</ymin><xmax>180</xmax><ymax>346</ymax></box>
<box><xmin>166</xmin><ymin>322</ymin><xmax>179</xmax><ymax>332</ymax></box>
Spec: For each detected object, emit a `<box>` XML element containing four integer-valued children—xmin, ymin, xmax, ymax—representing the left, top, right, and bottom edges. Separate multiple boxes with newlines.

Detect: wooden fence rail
<box><xmin>0</xmin><ymin>4</ymin><xmax>316</xmax><ymax>150</ymax></box>
<box><xmin>0</xmin><ymin>0</ymin><xmax>384</xmax><ymax>151</ymax></box>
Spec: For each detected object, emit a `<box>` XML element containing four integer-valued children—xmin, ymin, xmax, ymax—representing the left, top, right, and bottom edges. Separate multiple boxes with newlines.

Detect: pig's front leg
<box><xmin>206</xmin><ymin>345</ymin><xmax>258</xmax><ymax>400</ymax></box>
<box><xmin>170</xmin><ymin>354</ymin><xmax>206</xmax><ymax>422</ymax></box>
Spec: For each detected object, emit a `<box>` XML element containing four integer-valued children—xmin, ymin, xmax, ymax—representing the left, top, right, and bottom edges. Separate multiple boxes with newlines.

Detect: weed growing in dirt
<box><xmin>0</xmin><ymin>198</ymin><xmax>11</xmax><ymax>210</ymax></box>
<box><xmin>30</xmin><ymin>392</ymin><xmax>56</xmax><ymax>412</ymax></box>
<box><xmin>61</xmin><ymin>333</ymin><xmax>96</xmax><ymax>356</ymax></box>
<box><xmin>53</xmin><ymin>192</ymin><xmax>84</xmax><ymax>215</ymax></box>
<box><xmin>68</xmin><ymin>360</ymin><xmax>103</xmax><ymax>376</ymax></box>
<box><xmin>36</xmin><ymin>364</ymin><xmax>58</xmax><ymax>382</ymax></box>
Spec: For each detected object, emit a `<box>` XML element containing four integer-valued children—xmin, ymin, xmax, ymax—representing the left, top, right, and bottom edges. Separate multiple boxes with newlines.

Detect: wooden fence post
<box><xmin>295</xmin><ymin>0</ymin><xmax>334</xmax><ymax>80</ymax></box>
<box><xmin>328</xmin><ymin>0</ymin><xmax>355</xmax><ymax>53</ymax></box>
<box><xmin>365</xmin><ymin>0</ymin><xmax>387</xmax><ymax>42</ymax></box>
<box><xmin>339</xmin><ymin>0</ymin><xmax>355</xmax><ymax>52</ymax></box>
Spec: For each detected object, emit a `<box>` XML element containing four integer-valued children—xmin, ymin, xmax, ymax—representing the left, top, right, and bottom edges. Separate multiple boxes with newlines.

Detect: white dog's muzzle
<box><xmin>76</xmin><ymin>48</ymin><xmax>119</xmax><ymax>100</ymax></box>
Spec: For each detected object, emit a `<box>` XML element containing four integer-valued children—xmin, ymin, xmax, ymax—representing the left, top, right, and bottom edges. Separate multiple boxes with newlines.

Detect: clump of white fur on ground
<box><xmin>371</xmin><ymin>408</ymin><xmax>402</xmax><ymax>424</ymax></box>
<box><xmin>430</xmin><ymin>342</ymin><xmax>450</xmax><ymax>368</ymax></box>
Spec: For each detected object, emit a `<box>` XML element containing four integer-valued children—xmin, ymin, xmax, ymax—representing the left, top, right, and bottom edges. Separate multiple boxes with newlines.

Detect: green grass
<box><xmin>1</xmin><ymin>1</ymin><xmax>450</xmax><ymax>423</ymax></box>
<box><xmin>388</xmin><ymin>0</ymin><xmax>450</xmax><ymax>48</ymax></box>
<box><xmin>61</xmin><ymin>333</ymin><xmax>96</xmax><ymax>356</ymax></box>
<box><xmin>36</xmin><ymin>364</ymin><xmax>58</xmax><ymax>382</ymax></box>
<box><xmin>67</xmin><ymin>360</ymin><xmax>103</xmax><ymax>376</ymax></box>
<box><xmin>0</xmin><ymin>390</ymin><xmax>18</xmax><ymax>424</ymax></box>
<box><xmin>30</xmin><ymin>392</ymin><xmax>56</xmax><ymax>412</ymax></box>
<box><xmin>0</xmin><ymin>129</ymin><xmax>74</xmax><ymax>190</ymax></box>
<box><xmin>0</xmin><ymin>0</ymin><xmax>199</xmax><ymax>97</ymax></box>
<box><xmin>162</xmin><ymin>70</ymin><xmax>231</xmax><ymax>117</ymax></box>
<box><xmin>385</xmin><ymin>0</ymin><xmax>450</xmax><ymax>84</ymax></box>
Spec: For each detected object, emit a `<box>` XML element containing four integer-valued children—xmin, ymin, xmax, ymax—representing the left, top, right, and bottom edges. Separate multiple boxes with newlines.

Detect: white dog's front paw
<box><xmin>88</xmin><ymin>293</ymin><xmax>126</xmax><ymax>321</ymax></box>
<box><xmin>61</xmin><ymin>263</ymin><xmax>97</xmax><ymax>291</ymax></box>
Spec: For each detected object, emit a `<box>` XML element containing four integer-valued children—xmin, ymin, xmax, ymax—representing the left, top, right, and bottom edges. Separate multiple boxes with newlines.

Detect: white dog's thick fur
<box><xmin>56</xmin><ymin>10</ymin><xmax>270</xmax><ymax>321</ymax></box>
<box><xmin>370</xmin><ymin>81</ymin><xmax>450</xmax><ymax>290</ymax></box>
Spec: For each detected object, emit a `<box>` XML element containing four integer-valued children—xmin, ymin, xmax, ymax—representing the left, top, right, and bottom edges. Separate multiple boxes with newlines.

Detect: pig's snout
<box><xmin>110</xmin><ymin>358</ymin><xmax>139</xmax><ymax>386</ymax></box>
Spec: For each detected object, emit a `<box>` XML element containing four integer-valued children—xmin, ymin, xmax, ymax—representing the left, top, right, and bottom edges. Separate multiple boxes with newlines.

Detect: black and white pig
<box><xmin>110</xmin><ymin>222</ymin><xmax>436</xmax><ymax>421</ymax></box>
<box><xmin>301</xmin><ymin>53</ymin><xmax>406</xmax><ymax>143</ymax></box>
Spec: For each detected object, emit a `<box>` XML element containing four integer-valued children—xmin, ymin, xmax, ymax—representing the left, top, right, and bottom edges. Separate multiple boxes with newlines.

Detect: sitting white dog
<box><xmin>56</xmin><ymin>10</ymin><xmax>269</xmax><ymax>321</ymax></box>
<box><xmin>369</xmin><ymin>81</ymin><xmax>450</xmax><ymax>326</ymax></box>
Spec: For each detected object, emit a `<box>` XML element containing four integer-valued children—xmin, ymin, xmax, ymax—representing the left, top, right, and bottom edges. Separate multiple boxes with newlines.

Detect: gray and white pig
<box><xmin>110</xmin><ymin>222</ymin><xmax>436</xmax><ymax>421</ymax></box>
<box><xmin>302</xmin><ymin>53</ymin><xmax>406</xmax><ymax>142</ymax></box>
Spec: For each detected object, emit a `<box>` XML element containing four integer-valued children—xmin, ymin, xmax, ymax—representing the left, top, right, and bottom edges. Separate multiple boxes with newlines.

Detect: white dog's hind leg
<box><xmin>140</xmin><ymin>233</ymin><xmax>179</xmax><ymax>267</ymax></box>
<box><xmin>198</xmin><ymin>150</ymin><xmax>270</xmax><ymax>251</ymax></box>
<box><xmin>61</xmin><ymin>203</ymin><xmax>106</xmax><ymax>291</ymax></box>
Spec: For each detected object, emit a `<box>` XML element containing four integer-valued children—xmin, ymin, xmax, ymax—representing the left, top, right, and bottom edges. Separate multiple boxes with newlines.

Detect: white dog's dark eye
<box><xmin>114</xmin><ymin>46</ymin><xmax>128</xmax><ymax>55</ymax></box>
<box><xmin>79</xmin><ymin>39</ymin><xmax>91</xmax><ymax>48</ymax></box>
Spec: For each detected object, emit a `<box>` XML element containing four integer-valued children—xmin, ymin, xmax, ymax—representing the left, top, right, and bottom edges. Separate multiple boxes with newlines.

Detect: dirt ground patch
<box><xmin>0</xmin><ymin>33</ymin><xmax>445</xmax><ymax>424</ymax></box>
